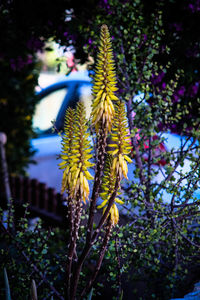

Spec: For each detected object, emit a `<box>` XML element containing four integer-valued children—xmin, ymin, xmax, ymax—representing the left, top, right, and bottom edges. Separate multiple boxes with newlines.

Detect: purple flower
<box><xmin>172</xmin><ymin>86</ymin><xmax>186</xmax><ymax>103</ymax></box>
<box><xmin>185</xmin><ymin>126</ymin><xmax>193</xmax><ymax>133</ymax></box>
<box><xmin>26</xmin><ymin>55</ymin><xmax>33</xmax><ymax>65</ymax></box>
<box><xmin>188</xmin><ymin>4</ymin><xmax>195</xmax><ymax>12</ymax></box>
<box><xmin>158</xmin><ymin>122</ymin><xmax>165</xmax><ymax>131</ymax></box>
<box><xmin>186</xmin><ymin>44</ymin><xmax>199</xmax><ymax>58</ymax></box>
<box><xmin>177</xmin><ymin>86</ymin><xmax>186</xmax><ymax>97</ymax></box>
<box><xmin>188</xmin><ymin>1</ymin><xmax>200</xmax><ymax>12</ymax></box>
<box><xmin>99</xmin><ymin>0</ymin><xmax>112</xmax><ymax>14</ymax></box>
<box><xmin>187</xmin><ymin>83</ymin><xmax>199</xmax><ymax>97</ymax></box>
<box><xmin>27</xmin><ymin>37</ymin><xmax>44</xmax><ymax>52</ymax></box>
<box><xmin>151</xmin><ymin>71</ymin><xmax>165</xmax><ymax>85</ymax></box>
<box><xmin>161</xmin><ymin>82</ymin><xmax>166</xmax><ymax>90</ymax></box>
<box><xmin>10</xmin><ymin>55</ymin><xmax>34</xmax><ymax>72</ymax></box>
<box><xmin>10</xmin><ymin>59</ymin><xmax>17</xmax><ymax>71</ymax></box>
<box><xmin>170</xmin><ymin>124</ymin><xmax>177</xmax><ymax>133</ymax></box>
<box><xmin>143</xmin><ymin>34</ymin><xmax>147</xmax><ymax>42</ymax></box>
<box><xmin>17</xmin><ymin>56</ymin><xmax>25</xmax><ymax>69</ymax></box>
<box><xmin>170</xmin><ymin>22</ymin><xmax>183</xmax><ymax>32</ymax></box>
<box><xmin>172</xmin><ymin>94</ymin><xmax>179</xmax><ymax>103</ymax></box>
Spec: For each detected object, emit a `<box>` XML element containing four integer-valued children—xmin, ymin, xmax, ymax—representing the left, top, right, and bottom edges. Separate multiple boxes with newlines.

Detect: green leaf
<box><xmin>4</xmin><ymin>268</ymin><xmax>12</xmax><ymax>300</ymax></box>
<box><xmin>119</xmin><ymin>290</ymin><xmax>124</xmax><ymax>300</ymax></box>
<box><xmin>87</xmin><ymin>288</ymin><xmax>93</xmax><ymax>300</ymax></box>
<box><xmin>31</xmin><ymin>280</ymin><xmax>38</xmax><ymax>300</ymax></box>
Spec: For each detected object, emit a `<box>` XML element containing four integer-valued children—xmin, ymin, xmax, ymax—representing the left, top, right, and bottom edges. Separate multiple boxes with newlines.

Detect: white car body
<box><xmin>27</xmin><ymin>72</ymin><xmax>200</xmax><ymax>204</ymax></box>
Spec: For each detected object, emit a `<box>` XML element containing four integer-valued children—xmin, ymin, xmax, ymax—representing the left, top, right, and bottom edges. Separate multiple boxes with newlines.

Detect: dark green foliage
<box><xmin>75</xmin><ymin>2</ymin><xmax>200</xmax><ymax>298</ymax></box>
<box><xmin>0</xmin><ymin>64</ymin><xmax>39</xmax><ymax>175</ymax></box>
<box><xmin>0</xmin><ymin>204</ymin><xmax>67</xmax><ymax>299</ymax></box>
<box><xmin>0</xmin><ymin>1</ymin><xmax>200</xmax><ymax>299</ymax></box>
<box><xmin>1</xmin><ymin>197</ymin><xmax>200</xmax><ymax>299</ymax></box>
<box><xmin>99</xmin><ymin>214</ymin><xmax>200</xmax><ymax>300</ymax></box>
<box><xmin>78</xmin><ymin>0</ymin><xmax>200</xmax><ymax>133</ymax></box>
<box><xmin>0</xmin><ymin>0</ymin><xmax>99</xmax><ymax>174</ymax></box>
<box><xmin>0</xmin><ymin>0</ymin><xmax>199</xmax><ymax>172</ymax></box>
<box><xmin>0</xmin><ymin>4</ymin><xmax>40</xmax><ymax>174</ymax></box>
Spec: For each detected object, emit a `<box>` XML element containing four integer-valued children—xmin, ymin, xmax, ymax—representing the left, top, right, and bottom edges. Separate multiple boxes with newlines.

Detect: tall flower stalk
<box><xmin>59</xmin><ymin>102</ymin><xmax>94</xmax><ymax>299</ymax></box>
<box><xmin>87</xmin><ymin>24</ymin><xmax>119</xmax><ymax>244</ymax></box>
<box><xmin>60</xmin><ymin>25</ymin><xmax>132</xmax><ymax>299</ymax></box>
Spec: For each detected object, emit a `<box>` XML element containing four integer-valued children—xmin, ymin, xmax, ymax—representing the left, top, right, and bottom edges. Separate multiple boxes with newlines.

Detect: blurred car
<box><xmin>26</xmin><ymin>71</ymin><xmax>92</xmax><ymax>191</ymax></box>
<box><xmin>27</xmin><ymin>71</ymin><xmax>200</xmax><ymax>203</ymax></box>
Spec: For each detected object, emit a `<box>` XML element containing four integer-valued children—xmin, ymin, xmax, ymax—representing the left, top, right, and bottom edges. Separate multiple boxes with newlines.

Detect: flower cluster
<box><xmin>108</xmin><ymin>102</ymin><xmax>132</xmax><ymax>180</ymax></box>
<box><xmin>60</xmin><ymin>25</ymin><xmax>132</xmax><ymax>227</ymax></box>
<box><xmin>97</xmin><ymin>102</ymin><xmax>132</xmax><ymax>225</ymax></box>
<box><xmin>97</xmin><ymin>155</ymin><xmax>124</xmax><ymax>225</ymax></box>
<box><xmin>90</xmin><ymin>25</ymin><xmax>132</xmax><ymax>226</ymax></box>
<box><xmin>59</xmin><ymin>107</ymin><xmax>75</xmax><ymax>193</ymax></box>
<box><xmin>59</xmin><ymin>102</ymin><xmax>94</xmax><ymax>203</ymax></box>
<box><xmin>91</xmin><ymin>24</ymin><xmax>119</xmax><ymax>133</ymax></box>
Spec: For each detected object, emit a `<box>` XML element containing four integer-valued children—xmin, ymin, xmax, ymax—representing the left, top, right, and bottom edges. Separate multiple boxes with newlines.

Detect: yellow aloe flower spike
<box><xmin>102</xmin><ymin>203</ymin><xmax>119</xmax><ymax>226</ymax></box>
<box><xmin>59</xmin><ymin>102</ymin><xmax>94</xmax><ymax>203</ymax></box>
<box><xmin>108</xmin><ymin>101</ymin><xmax>132</xmax><ymax>179</ymax></box>
<box><xmin>97</xmin><ymin>154</ymin><xmax>123</xmax><ymax>226</ymax></box>
<box><xmin>69</xmin><ymin>102</ymin><xmax>94</xmax><ymax>203</ymax></box>
<box><xmin>91</xmin><ymin>24</ymin><xmax>119</xmax><ymax>133</ymax></box>
<box><xmin>59</xmin><ymin>107</ymin><xmax>75</xmax><ymax>194</ymax></box>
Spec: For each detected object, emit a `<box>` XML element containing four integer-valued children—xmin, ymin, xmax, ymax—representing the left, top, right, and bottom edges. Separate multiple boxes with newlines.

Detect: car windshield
<box><xmin>33</xmin><ymin>87</ymin><xmax>68</xmax><ymax>133</ymax></box>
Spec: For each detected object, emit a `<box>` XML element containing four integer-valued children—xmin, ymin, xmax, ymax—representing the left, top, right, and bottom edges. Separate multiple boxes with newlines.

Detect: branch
<box><xmin>86</xmin><ymin>124</ymin><xmax>107</xmax><ymax>245</ymax></box>
<box><xmin>172</xmin><ymin>219</ymin><xmax>200</xmax><ymax>248</ymax></box>
<box><xmin>70</xmin><ymin>173</ymin><xmax>121</xmax><ymax>300</ymax></box>
<box><xmin>65</xmin><ymin>195</ymin><xmax>82</xmax><ymax>299</ymax></box>
<box><xmin>80</xmin><ymin>220</ymin><xmax>113</xmax><ymax>297</ymax></box>
<box><xmin>155</xmin><ymin>137</ymin><xmax>197</xmax><ymax>195</ymax></box>
<box><xmin>117</xmin><ymin>29</ymin><xmax>146</xmax><ymax>186</ymax></box>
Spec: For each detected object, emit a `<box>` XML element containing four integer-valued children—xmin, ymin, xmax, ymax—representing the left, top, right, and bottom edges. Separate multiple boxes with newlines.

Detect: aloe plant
<box><xmin>59</xmin><ymin>24</ymin><xmax>132</xmax><ymax>300</ymax></box>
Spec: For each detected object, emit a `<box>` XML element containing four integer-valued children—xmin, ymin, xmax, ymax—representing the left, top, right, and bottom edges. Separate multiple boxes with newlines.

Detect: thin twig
<box><xmin>155</xmin><ymin>137</ymin><xmax>197</xmax><ymax>195</ymax></box>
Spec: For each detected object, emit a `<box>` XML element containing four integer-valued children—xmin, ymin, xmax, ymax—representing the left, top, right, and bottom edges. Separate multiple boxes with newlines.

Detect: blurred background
<box><xmin>0</xmin><ymin>0</ymin><xmax>199</xmax><ymax>192</ymax></box>
<box><xmin>28</xmin><ymin>41</ymin><xmax>93</xmax><ymax>191</ymax></box>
